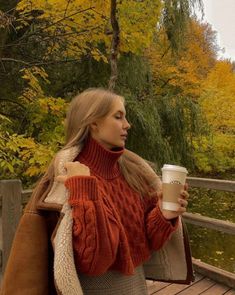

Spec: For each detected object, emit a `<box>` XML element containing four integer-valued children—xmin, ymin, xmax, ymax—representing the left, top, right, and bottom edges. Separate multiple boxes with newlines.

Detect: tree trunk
<box><xmin>108</xmin><ymin>0</ymin><xmax>120</xmax><ymax>91</ymax></box>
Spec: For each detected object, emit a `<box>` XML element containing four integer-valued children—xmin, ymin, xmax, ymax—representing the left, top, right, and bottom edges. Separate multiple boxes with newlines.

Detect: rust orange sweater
<box><xmin>65</xmin><ymin>137</ymin><xmax>178</xmax><ymax>276</ymax></box>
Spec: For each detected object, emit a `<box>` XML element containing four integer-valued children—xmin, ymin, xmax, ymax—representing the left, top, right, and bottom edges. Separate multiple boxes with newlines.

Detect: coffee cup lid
<box><xmin>161</xmin><ymin>164</ymin><xmax>188</xmax><ymax>174</ymax></box>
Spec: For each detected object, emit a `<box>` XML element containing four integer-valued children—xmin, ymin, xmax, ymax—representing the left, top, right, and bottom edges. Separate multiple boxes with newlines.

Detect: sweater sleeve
<box><xmin>144</xmin><ymin>197</ymin><xmax>179</xmax><ymax>251</ymax></box>
<box><xmin>65</xmin><ymin>175</ymin><xmax>120</xmax><ymax>276</ymax></box>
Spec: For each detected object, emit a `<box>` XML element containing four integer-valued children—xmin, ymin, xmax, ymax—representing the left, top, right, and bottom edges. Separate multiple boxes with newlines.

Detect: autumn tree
<box><xmin>0</xmin><ymin>0</ymin><xmax>208</xmax><ymax>183</ymax></box>
<box><xmin>147</xmin><ymin>19</ymin><xmax>217</xmax><ymax>99</ymax></box>
<box><xmin>138</xmin><ymin>19</ymin><xmax>218</xmax><ymax>169</ymax></box>
<box><xmin>193</xmin><ymin>61</ymin><xmax>235</xmax><ymax>174</ymax></box>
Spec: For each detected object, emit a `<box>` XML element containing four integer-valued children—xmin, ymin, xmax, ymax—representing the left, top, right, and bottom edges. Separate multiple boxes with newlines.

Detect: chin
<box><xmin>112</xmin><ymin>141</ymin><xmax>125</xmax><ymax>149</ymax></box>
<box><xmin>119</xmin><ymin>140</ymin><xmax>126</xmax><ymax>147</ymax></box>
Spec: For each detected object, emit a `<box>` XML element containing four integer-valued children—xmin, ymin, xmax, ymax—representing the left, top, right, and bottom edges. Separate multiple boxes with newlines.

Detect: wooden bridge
<box><xmin>0</xmin><ymin>177</ymin><xmax>235</xmax><ymax>294</ymax></box>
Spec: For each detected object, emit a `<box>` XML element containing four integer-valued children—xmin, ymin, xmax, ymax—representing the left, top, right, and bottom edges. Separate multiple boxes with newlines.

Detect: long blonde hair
<box><xmin>31</xmin><ymin>88</ymin><xmax>161</xmax><ymax>201</ymax></box>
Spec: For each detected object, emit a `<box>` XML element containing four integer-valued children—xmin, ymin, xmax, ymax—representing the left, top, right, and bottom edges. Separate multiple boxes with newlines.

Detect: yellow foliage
<box><xmin>119</xmin><ymin>0</ymin><xmax>162</xmax><ymax>53</ymax></box>
<box><xmin>16</xmin><ymin>0</ymin><xmax>162</xmax><ymax>59</ymax></box>
<box><xmin>193</xmin><ymin>61</ymin><xmax>235</xmax><ymax>174</ymax></box>
<box><xmin>193</xmin><ymin>134</ymin><xmax>235</xmax><ymax>173</ymax></box>
<box><xmin>20</xmin><ymin>67</ymin><xmax>49</xmax><ymax>102</ymax></box>
<box><xmin>200</xmin><ymin>61</ymin><xmax>235</xmax><ymax>133</ymax></box>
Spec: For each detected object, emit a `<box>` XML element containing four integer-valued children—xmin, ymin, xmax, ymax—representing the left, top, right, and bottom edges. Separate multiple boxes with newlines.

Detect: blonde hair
<box><xmin>31</xmin><ymin>88</ymin><xmax>161</xmax><ymax>202</ymax></box>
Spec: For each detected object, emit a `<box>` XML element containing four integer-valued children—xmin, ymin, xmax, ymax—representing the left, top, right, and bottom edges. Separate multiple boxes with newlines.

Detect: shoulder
<box><xmin>26</xmin><ymin>146</ymin><xmax>80</xmax><ymax>211</ymax></box>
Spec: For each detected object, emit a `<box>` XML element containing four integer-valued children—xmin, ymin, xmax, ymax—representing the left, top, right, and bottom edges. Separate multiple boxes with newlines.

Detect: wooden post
<box><xmin>0</xmin><ymin>180</ymin><xmax>22</xmax><ymax>272</ymax></box>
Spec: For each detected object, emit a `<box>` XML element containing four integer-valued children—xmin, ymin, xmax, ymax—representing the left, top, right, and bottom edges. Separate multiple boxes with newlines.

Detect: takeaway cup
<box><xmin>161</xmin><ymin>164</ymin><xmax>188</xmax><ymax>211</ymax></box>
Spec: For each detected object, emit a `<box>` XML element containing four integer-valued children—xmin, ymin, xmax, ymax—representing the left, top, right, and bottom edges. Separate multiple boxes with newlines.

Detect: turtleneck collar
<box><xmin>77</xmin><ymin>136</ymin><xmax>124</xmax><ymax>180</ymax></box>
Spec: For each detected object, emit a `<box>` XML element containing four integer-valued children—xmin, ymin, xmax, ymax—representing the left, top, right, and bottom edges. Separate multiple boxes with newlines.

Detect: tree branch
<box><xmin>0</xmin><ymin>56</ymin><xmax>87</xmax><ymax>68</ymax></box>
<box><xmin>0</xmin><ymin>98</ymin><xmax>26</xmax><ymax>109</ymax></box>
<box><xmin>0</xmin><ymin>24</ymin><xmax>102</xmax><ymax>51</ymax></box>
<box><xmin>0</xmin><ymin>111</ymin><xmax>21</xmax><ymax>120</ymax></box>
<box><xmin>64</xmin><ymin>0</ymin><xmax>72</xmax><ymax>18</ymax></box>
<box><xmin>0</xmin><ymin>57</ymin><xmax>30</xmax><ymax>65</ymax></box>
<box><xmin>8</xmin><ymin>7</ymin><xmax>96</xmax><ymax>48</ymax></box>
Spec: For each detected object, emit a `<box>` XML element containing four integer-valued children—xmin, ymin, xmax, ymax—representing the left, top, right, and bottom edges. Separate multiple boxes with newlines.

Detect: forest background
<box><xmin>0</xmin><ymin>0</ymin><xmax>235</xmax><ymax>187</ymax></box>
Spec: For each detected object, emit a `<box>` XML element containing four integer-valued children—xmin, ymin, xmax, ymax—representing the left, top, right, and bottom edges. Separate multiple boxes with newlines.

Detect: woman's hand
<box><xmin>56</xmin><ymin>161</ymin><xmax>90</xmax><ymax>183</ymax></box>
<box><xmin>158</xmin><ymin>184</ymin><xmax>189</xmax><ymax>220</ymax></box>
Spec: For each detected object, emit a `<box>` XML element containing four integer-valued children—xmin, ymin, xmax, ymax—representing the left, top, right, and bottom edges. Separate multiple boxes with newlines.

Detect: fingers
<box><xmin>178</xmin><ymin>206</ymin><xmax>187</xmax><ymax>213</ymax></box>
<box><xmin>178</xmin><ymin>189</ymin><xmax>189</xmax><ymax>212</ymax></box>
<box><xmin>55</xmin><ymin>162</ymin><xmax>74</xmax><ymax>183</ymax></box>
<box><xmin>56</xmin><ymin>161</ymin><xmax>90</xmax><ymax>183</ymax></box>
<box><xmin>56</xmin><ymin>175</ymin><xmax>68</xmax><ymax>183</ymax></box>
<box><xmin>178</xmin><ymin>197</ymin><xmax>188</xmax><ymax>208</ymax></box>
<box><xmin>180</xmin><ymin>189</ymin><xmax>189</xmax><ymax>200</ymax></box>
<box><xmin>184</xmin><ymin>183</ymin><xmax>189</xmax><ymax>191</ymax></box>
<box><xmin>64</xmin><ymin>162</ymin><xmax>77</xmax><ymax>169</ymax></box>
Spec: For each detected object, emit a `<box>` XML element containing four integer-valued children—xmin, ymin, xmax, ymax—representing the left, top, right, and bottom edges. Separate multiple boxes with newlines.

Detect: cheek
<box><xmin>99</xmin><ymin>120</ymin><xmax>121</xmax><ymax>138</ymax></box>
<box><xmin>103</xmin><ymin>126</ymin><xmax>119</xmax><ymax>140</ymax></box>
<box><xmin>101</xmin><ymin>126</ymin><xmax>116</xmax><ymax>138</ymax></box>
<box><xmin>111</xmin><ymin>122</ymin><xmax>122</xmax><ymax>133</ymax></box>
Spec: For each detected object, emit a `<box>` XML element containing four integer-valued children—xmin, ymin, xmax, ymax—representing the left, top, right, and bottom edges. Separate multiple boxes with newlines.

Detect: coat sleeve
<box><xmin>65</xmin><ymin>175</ymin><xmax>120</xmax><ymax>276</ymax></box>
<box><xmin>0</xmin><ymin>212</ymin><xmax>49</xmax><ymax>295</ymax></box>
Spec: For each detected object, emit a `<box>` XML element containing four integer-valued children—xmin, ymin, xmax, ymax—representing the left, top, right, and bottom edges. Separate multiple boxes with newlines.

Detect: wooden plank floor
<box><xmin>147</xmin><ymin>273</ymin><xmax>235</xmax><ymax>295</ymax></box>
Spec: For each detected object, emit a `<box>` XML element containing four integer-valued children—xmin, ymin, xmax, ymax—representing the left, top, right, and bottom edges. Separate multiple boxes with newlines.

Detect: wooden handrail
<box><xmin>187</xmin><ymin>177</ymin><xmax>235</xmax><ymax>192</ymax></box>
<box><xmin>183</xmin><ymin>212</ymin><xmax>235</xmax><ymax>235</ymax></box>
<box><xmin>0</xmin><ymin>176</ymin><xmax>234</xmax><ymax>205</ymax></box>
<box><xmin>1</xmin><ymin>177</ymin><xmax>235</xmax><ymax>234</ymax></box>
<box><xmin>21</xmin><ymin>189</ymin><xmax>32</xmax><ymax>205</ymax></box>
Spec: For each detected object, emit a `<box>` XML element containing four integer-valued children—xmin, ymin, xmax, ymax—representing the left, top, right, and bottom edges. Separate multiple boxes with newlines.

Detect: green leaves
<box><xmin>162</xmin><ymin>0</ymin><xmax>203</xmax><ymax>52</ymax></box>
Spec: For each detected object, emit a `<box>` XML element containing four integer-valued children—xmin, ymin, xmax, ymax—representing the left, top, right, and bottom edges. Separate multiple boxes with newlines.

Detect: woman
<box><xmin>1</xmin><ymin>88</ymin><xmax>193</xmax><ymax>295</ymax></box>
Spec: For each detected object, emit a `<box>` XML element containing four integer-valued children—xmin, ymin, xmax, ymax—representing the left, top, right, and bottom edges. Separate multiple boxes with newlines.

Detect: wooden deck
<box><xmin>147</xmin><ymin>273</ymin><xmax>235</xmax><ymax>295</ymax></box>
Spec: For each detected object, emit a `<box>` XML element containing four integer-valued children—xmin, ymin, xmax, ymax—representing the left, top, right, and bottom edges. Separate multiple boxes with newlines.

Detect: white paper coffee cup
<box><xmin>161</xmin><ymin>164</ymin><xmax>188</xmax><ymax>211</ymax></box>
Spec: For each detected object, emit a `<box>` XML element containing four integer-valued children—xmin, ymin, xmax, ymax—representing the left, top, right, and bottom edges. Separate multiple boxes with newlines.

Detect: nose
<box><xmin>124</xmin><ymin>118</ymin><xmax>131</xmax><ymax>130</ymax></box>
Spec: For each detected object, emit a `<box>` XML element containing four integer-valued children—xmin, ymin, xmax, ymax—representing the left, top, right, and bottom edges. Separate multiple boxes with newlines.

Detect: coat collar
<box><xmin>36</xmin><ymin>145</ymin><xmax>80</xmax><ymax>212</ymax></box>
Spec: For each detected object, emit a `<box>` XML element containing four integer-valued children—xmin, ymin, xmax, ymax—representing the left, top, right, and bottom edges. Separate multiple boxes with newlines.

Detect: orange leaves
<box><xmin>146</xmin><ymin>20</ymin><xmax>217</xmax><ymax>100</ymax></box>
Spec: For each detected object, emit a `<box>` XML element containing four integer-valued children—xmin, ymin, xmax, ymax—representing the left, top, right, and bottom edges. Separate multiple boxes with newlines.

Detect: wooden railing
<box><xmin>184</xmin><ymin>177</ymin><xmax>235</xmax><ymax>235</ymax></box>
<box><xmin>0</xmin><ymin>177</ymin><xmax>235</xmax><ymax>286</ymax></box>
<box><xmin>183</xmin><ymin>177</ymin><xmax>235</xmax><ymax>288</ymax></box>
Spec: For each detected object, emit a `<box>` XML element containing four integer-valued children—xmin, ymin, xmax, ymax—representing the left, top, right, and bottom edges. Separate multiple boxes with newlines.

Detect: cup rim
<box><xmin>161</xmin><ymin>164</ymin><xmax>188</xmax><ymax>174</ymax></box>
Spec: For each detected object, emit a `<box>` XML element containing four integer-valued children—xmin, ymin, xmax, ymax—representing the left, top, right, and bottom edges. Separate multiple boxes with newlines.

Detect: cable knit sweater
<box><xmin>65</xmin><ymin>137</ymin><xmax>178</xmax><ymax>277</ymax></box>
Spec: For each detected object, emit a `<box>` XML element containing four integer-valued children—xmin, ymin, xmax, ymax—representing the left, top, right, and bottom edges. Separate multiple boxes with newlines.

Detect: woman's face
<box><xmin>90</xmin><ymin>98</ymin><xmax>131</xmax><ymax>150</ymax></box>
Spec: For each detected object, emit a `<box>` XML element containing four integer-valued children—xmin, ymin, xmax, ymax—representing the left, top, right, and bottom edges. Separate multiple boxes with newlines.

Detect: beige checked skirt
<box><xmin>78</xmin><ymin>265</ymin><xmax>148</xmax><ymax>295</ymax></box>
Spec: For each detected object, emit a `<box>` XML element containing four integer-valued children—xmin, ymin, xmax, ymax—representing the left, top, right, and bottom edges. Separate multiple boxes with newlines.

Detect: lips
<box><xmin>121</xmin><ymin>134</ymin><xmax>127</xmax><ymax>139</ymax></box>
